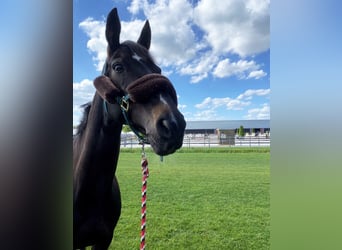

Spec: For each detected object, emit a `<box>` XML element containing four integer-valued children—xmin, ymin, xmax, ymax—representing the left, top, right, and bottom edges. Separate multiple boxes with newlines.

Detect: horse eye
<box><xmin>112</xmin><ymin>63</ymin><xmax>124</xmax><ymax>73</ymax></box>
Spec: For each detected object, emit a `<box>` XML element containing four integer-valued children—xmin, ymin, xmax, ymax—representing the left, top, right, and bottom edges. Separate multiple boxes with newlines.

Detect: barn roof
<box><xmin>185</xmin><ymin>120</ymin><xmax>270</xmax><ymax>130</ymax></box>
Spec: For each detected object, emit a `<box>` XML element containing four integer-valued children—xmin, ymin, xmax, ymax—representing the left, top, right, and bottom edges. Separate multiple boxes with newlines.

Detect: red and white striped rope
<box><xmin>140</xmin><ymin>154</ymin><xmax>149</xmax><ymax>250</ymax></box>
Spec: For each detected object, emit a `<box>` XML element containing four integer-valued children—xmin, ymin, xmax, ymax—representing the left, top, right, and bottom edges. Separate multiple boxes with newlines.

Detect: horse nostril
<box><xmin>157</xmin><ymin>117</ymin><xmax>177</xmax><ymax>138</ymax></box>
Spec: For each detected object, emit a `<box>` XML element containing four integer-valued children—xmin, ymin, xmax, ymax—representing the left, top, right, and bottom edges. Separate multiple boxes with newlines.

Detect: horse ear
<box><xmin>137</xmin><ymin>20</ymin><xmax>151</xmax><ymax>50</ymax></box>
<box><xmin>94</xmin><ymin>76</ymin><xmax>122</xmax><ymax>103</ymax></box>
<box><xmin>106</xmin><ymin>8</ymin><xmax>121</xmax><ymax>56</ymax></box>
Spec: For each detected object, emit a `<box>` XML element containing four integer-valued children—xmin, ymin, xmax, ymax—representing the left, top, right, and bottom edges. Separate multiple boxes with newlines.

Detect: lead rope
<box><xmin>140</xmin><ymin>144</ymin><xmax>149</xmax><ymax>250</ymax></box>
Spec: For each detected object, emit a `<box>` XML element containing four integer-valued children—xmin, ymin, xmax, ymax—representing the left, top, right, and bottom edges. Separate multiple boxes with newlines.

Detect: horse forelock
<box><xmin>109</xmin><ymin>41</ymin><xmax>159</xmax><ymax>72</ymax></box>
<box><xmin>121</xmin><ymin>41</ymin><xmax>151</xmax><ymax>61</ymax></box>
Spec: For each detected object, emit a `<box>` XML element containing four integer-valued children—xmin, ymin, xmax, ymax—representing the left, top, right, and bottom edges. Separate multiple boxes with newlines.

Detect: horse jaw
<box><xmin>131</xmin><ymin>97</ymin><xmax>186</xmax><ymax>156</ymax></box>
<box><xmin>148</xmin><ymin>135</ymin><xmax>184</xmax><ymax>156</ymax></box>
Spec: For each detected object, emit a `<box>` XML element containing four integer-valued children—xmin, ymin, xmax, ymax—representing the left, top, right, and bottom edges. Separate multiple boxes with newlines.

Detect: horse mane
<box><xmin>75</xmin><ymin>102</ymin><xmax>91</xmax><ymax>137</ymax></box>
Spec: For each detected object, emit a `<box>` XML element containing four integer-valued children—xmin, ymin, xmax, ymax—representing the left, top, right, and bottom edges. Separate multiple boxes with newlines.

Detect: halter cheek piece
<box><xmin>101</xmin><ymin>61</ymin><xmax>149</xmax><ymax>143</ymax></box>
<box><xmin>103</xmin><ymin>94</ymin><xmax>148</xmax><ymax>144</ymax></box>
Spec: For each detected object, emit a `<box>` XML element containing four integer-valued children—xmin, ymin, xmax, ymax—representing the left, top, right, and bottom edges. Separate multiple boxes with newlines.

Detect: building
<box><xmin>185</xmin><ymin>120</ymin><xmax>270</xmax><ymax>134</ymax></box>
<box><xmin>185</xmin><ymin>120</ymin><xmax>270</xmax><ymax>145</ymax></box>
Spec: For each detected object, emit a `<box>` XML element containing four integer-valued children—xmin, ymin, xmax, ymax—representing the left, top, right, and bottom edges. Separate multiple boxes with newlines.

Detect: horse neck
<box><xmin>74</xmin><ymin>93</ymin><xmax>123</xmax><ymax>179</ymax></box>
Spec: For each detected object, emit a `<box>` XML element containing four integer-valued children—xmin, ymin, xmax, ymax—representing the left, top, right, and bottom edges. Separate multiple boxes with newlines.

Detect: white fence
<box><xmin>73</xmin><ymin>130</ymin><xmax>271</xmax><ymax>148</ymax></box>
<box><xmin>120</xmin><ymin>133</ymin><xmax>270</xmax><ymax>148</ymax></box>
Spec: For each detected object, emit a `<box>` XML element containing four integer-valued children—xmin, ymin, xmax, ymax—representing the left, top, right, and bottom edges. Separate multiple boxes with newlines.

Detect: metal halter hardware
<box><xmin>103</xmin><ymin>96</ymin><xmax>149</xmax><ymax>144</ymax></box>
<box><xmin>120</xmin><ymin>95</ymin><xmax>130</xmax><ymax>112</ymax></box>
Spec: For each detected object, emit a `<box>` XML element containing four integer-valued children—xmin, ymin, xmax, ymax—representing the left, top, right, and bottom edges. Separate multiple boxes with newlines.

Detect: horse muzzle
<box><xmin>148</xmin><ymin>112</ymin><xmax>186</xmax><ymax>156</ymax></box>
<box><xmin>125</xmin><ymin>73</ymin><xmax>186</xmax><ymax>155</ymax></box>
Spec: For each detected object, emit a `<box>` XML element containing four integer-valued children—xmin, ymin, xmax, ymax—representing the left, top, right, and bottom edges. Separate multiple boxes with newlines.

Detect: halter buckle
<box><xmin>120</xmin><ymin>96</ymin><xmax>130</xmax><ymax>112</ymax></box>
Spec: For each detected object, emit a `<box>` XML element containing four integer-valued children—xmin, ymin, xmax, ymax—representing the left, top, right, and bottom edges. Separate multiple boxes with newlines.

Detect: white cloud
<box><xmin>244</xmin><ymin>103</ymin><xmax>270</xmax><ymax>119</ymax></box>
<box><xmin>247</xmin><ymin>70</ymin><xmax>267</xmax><ymax>79</ymax></box>
<box><xmin>130</xmin><ymin>0</ymin><xmax>198</xmax><ymax>67</ymax></box>
<box><xmin>79</xmin><ymin>18</ymin><xmax>107</xmax><ymax>71</ymax></box>
<box><xmin>226</xmin><ymin>99</ymin><xmax>251</xmax><ymax>110</ymax></box>
<box><xmin>73</xmin><ymin>78</ymin><xmax>96</xmax><ymax>125</ymax></box>
<box><xmin>73</xmin><ymin>79</ymin><xmax>95</xmax><ymax>106</ymax></box>
<box><xmin>195</xmin><ymin>97</ymin><xmax>213</xmax><ymax>109</ymax></box>
<box><xmin>237</xmin><ymin>88</ymin><xmax>270</xmax><ymax>100</ymax></box>
<box><xmin>73</xmin><ymin>78</ymin><xmax>93</xmax><ymax>90</ymax></box>
<box><xmin>178</xmin><ymin>104</ymin><xmax>187</xmax><ymax>110</ymax></box>
<box><xmin>127</xmin><ymin>0</ymin><xmax>146</xmax><ymax>15</ymax></box>
<box><xmin>78</xmin><ymin>0</ymin><xmax>269</xmax><ymax>82</ymax></box>
<box><xmin>180</xmin><ymin>52</ymin><xmax>219</xmax><ymax>83</ymax></box>
<box><xmin>195</xmin><ymin>96</ymin><xmax>250</xmax><ymax>111</ymax></box>
<box><xmin>213</xmin><ymin>58</ymin><xmax>266</xmax><ymax>79</ymax></box>
<box><xmin>79</xmin><ymin>18</ymin><xmax>147</xmax><ymax>71</ymax></box>
<box><xmin>194</xmin><ymin>0</ymin><xmax>270</xmax><ymax>57</ymax></box>
<box><xmin>189</xmin><ymin>109</ymin><xmax>221</xmax><ymax>121</ymax></box>
<box><xmin>194</xmin><ymin>88</ymin><xmax>270</xmax><ymax>120</ymax></box>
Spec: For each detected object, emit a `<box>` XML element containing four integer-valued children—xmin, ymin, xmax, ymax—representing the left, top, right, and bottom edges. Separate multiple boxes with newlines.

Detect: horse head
<box><xmin>94</xmin><ymin>8</ymin><xmax>186</xmax><ymax>156</ymax></box>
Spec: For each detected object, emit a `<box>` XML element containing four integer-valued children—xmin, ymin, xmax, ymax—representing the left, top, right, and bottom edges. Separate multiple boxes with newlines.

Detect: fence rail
<box><xmin>120</xmin><ymin>133</ymin><xmax>270</xmax><ymax>148</ymax></box>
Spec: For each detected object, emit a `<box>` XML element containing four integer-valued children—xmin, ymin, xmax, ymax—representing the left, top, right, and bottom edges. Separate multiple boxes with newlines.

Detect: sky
<box><xmin>73</xmin><ymin>0</ymin><xmax>270</xmax><ymax>125</ymax></box>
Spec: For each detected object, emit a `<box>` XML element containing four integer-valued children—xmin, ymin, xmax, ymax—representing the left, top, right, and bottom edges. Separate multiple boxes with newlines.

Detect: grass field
<box><xmin>110</xmin><ymin>147</ymin><xmax>270</xmax><ymax>249</ymax></box>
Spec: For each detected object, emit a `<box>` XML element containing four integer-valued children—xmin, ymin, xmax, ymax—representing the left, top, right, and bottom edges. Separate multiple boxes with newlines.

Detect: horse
<box><xmin>73</xmin><ymin>8</ymin><xmax>186</xmax><ymax>250</ymax></box>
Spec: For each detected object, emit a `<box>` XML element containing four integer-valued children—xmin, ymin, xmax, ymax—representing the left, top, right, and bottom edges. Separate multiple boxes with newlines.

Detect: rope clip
<box><xmin>141</xmin><ymin>143</ymin><xmax>146</xmax><ymax>159</ymax></box>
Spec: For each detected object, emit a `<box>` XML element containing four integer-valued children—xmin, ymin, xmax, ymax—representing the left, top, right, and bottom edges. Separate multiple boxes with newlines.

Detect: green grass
<box><xmin>110</xmin><ymin>147</ymin><xmax>270</xmax><ymax>249</ymax></box>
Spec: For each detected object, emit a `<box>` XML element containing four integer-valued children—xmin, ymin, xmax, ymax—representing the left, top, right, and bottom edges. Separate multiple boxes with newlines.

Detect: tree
<box><xmin>238</xmin><ymin>125</ymin><xmax>245</xmax><ymax>137</ymax></box>
<box><xmin>122</xmin><ymin>124</ymin><xmax>132</xmax><ymax>133</ymax></box>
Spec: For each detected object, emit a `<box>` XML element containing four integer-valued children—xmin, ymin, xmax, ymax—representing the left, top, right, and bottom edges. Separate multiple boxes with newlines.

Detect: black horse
<box><xmin>73</xmin><ymin>8</ymin><xmax>186</xmax><ymax>250</ymax></box>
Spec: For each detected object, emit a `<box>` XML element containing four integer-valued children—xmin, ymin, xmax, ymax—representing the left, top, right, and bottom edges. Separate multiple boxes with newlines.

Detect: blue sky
<box><xmin>73</xmin><ymin>0</ymin><xmax>270</xmax><ymax>125</ymax></box>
